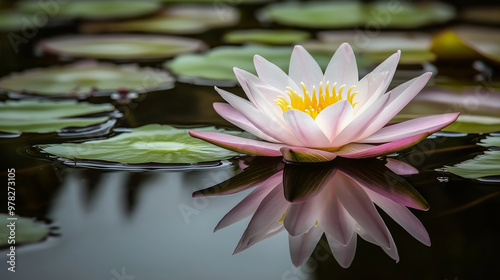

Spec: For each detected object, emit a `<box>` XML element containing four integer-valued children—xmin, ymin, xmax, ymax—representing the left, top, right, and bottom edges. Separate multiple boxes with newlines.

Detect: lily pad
<box><xmin>0</xmin><ymin>11</ymin><xmax>29</xmax><ymax>31</ymax></box>
<box><xmin>0</xmin><ymin>100</ymin><xmax>116</xmax><ymax>134</ymax></box>
<box><xmin>80</xmin><ymin>5</ymin><xmax>239</xmax><ymax>34</ymax></box>
<box><xmin>41</xmin><ymin>124</ymin><xmax>245</xmax><ymax>164</ymax></box>
<box><xmin>303</xmin><ymin>31</ymin><xmax>436</xmax><ymax>64</ymax></box>
<box><xmin>17</xmin><ymin>1</ymin><xmax>160</xmax><ymax>21</ymax></box>
<box><xmin>0</xmin><ymin>214</ymin><xmax>50</xmax><ymax>246</ymax></box>
<box><xmin>38</xmin><ymin>34</ymin><xmax>206</xmax><ymax>60</ymax></box>
<box><xmin>260</xmin><ymin>1</ymin><xmax>454</xmax><ymax>29</ymax></box>
<box><xmin>0</xmin><ymin>61</ymin><xmax>174</xmax><ymax>97</ymax></box>
<box><xmin>159</xmin><ymin>0</ymin><xmax>269</xmax><ymax>3</ymax></box>
<box><xmin>395</xmin><ymin>87</ymin><xmax>500</xmax><ymax>133</ymax></box>
<box><xmin>223</xmin><ymin>29</ymin><xmax>310</xmax><ymax>45</ymax></box>
<box><xmin>431</xmin><ymin>26</ymin><xmax>500</xmax><ymax>64</ymax></box>
<box><xmin>166</xmin><ymin>44</ymin><xmax>362</xmax><ymax>86</ymax></box>
<box><xmin>446</xmin><ymin>136</ymin><xmax>500</xmax><ymax>179</ymax></box>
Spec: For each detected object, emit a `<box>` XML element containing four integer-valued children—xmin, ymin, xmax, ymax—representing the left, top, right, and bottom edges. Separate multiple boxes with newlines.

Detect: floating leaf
<box><xmin>260</xmin><ymin>1</ymin><xmax>454</xmax><ymax>29</ymax></box>
<box><xmin>38</xmin><ymin>34</ymin><xmax>206</xmax><ymax>60</ymax></box>
<box><xmin>224</xmin><ymin>29</ymin><xmax>310</xmax><ymax>45</ymax></box>
<box><xmin>0</xmin><ymin>100</ymin><xmax>115</xmax><ymax>134</ymax></box>
<box><xmin>80</xmin><ymin>6</ymin><xmax>239</xmax><ymax>34</ymax></box>
<box><xmin>0</xmin><ymin>11</ymin><xmax>27</xmax><ymax>31</ymax></box>
<box><xmin>446</xmin><ymin>137</ymin><xmax>500</xmax><ymax>179</ymax></box>
<box><xmin>166</xmin><ymin>44</ymin><xmax>364</xmax><ymax>86</ymax></box>
<box><xmin>41</xmin><ymin>125</ymin><xmax>247</xmax><ymax>164</ymax></box>
<box><xmin>17</xmin><ymin>1</ymin><xmax>160</xmax><ymax>21</ymax></box>
<box><xmin>0</xmin><ymin>214</ymin><xmax>50</xmax><ymax>246</ymax></box>
<box><xmin>431</xmin><ymin>26</ymin><xmax>500</xmax><ymax>63</ymax></box>
<box><xmin>395</xmin><ymin>87</ymin><xmax>500</xmax><ymax>133</ymax></box>
<box><xmin>159</xmin><ymin>0</ymin><xmax>269</xmax><ymax>3</ymax></box>
<box><xmin>303</xmin><ymin>31</ymin><xmax>435</xmax><ymax>64</ymax></box>
<box><xmin>0</xmin><ymin>61</ymin><xmax>174</xmax><ymax>97</ymax></box>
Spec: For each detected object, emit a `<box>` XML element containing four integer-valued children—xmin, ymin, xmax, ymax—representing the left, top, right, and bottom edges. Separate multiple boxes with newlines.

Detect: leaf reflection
<box><xmin>195</xmin><ymin>157</ymin><xmax>430</xmax><ymax>268</ymax></box>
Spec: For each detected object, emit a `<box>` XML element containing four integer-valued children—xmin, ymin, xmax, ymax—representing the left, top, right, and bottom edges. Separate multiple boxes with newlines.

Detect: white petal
<box><xmin>254</xmin><ymin>55</ymin><xmax>300</xmax><ymax>93</ymax></box>
<box><xmin>353</xmin><ymin>71</ymin><xmax>389</xmax><ymax>115</ymax></box>
<box><xmin>214</xmin><ymin>103</ymin><xmax>280</xmax><ymax>143</ymax></box>
<box><xmin>356</xmin><ymin>72</ymin><xmax>432</xmax><ymax>140</ymax></box>
<box><xmin>330</xmin><ymin>93</ymin><xmax>391</xmax><ymax>147</ymax></box>
<box><xmin>323</xmin><ymin>43</ymin><xmax>358</xmax><ymax>88</ymax></box>
<box><xmin>284</xmin><ymin>194</ymin><xmax>323</xmax><ymax>236</ymax></box>
<box><xmin>289</xmin><ymin>45</ymin><xmax>323</xmax><ymax>93</ymax></box>
<box><xmin>314</xmin><ymin>100</ymin><xmax>353</xmax><ymax>142</ymax></box>
<box><xmin>283</xmin><ymin>109</ymin><xmax>330</xmax><ymax>147</ymax></box>
<box><xmin>215</xmin><ymin>87</ymin><xmax>302</xmax><ymax>145</ymax></box>
<box><xmin>319</xmin><ymin>181</ymin><xmax>354</xmax><ymax>245</ymax></box>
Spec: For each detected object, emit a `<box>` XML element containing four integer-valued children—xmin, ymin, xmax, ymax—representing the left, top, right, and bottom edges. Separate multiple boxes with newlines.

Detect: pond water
<box><xmin>1</xmin><ymin>1</ymin><xmax>500</xmax><ymax>280</ymax></box>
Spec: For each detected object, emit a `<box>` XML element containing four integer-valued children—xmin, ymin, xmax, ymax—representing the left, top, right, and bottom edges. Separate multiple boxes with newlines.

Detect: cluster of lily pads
<box><xmin>0</xmin><ymin>0</ymin><xmax>499</xmax><ymax>177</ymax></box>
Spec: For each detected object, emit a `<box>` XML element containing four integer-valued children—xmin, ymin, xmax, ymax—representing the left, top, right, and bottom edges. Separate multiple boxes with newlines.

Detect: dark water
<box><xmin>1</xmin><ymin>1</ymin><xmax>500</xmax><ymax>280</ymax></box>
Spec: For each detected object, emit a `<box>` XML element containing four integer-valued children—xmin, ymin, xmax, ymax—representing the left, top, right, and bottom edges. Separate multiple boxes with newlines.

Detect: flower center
<box><xmin>274</xmin><ymin>81</ymin><xmax>358</xmax><ymax>119</ymax></box>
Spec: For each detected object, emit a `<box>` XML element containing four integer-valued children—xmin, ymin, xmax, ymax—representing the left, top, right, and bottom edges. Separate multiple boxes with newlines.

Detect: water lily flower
<box><xmin>190</xmin><ymin>43</ymin><xmax>459</xmax><ymax>162</ymax></box>
<box><xmin>194</xmin><ymin>158</ymin><xmax>430</xmax><ymax>267</ymax></box>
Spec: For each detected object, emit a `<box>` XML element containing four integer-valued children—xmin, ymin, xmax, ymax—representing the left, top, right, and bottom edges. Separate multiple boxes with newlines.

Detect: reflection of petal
<box><xmin>357</xmin><ymin>225</ymin><xmax>399</xmax><ymax>262</ymax></box>
<box><xmin>366</xmin><ymin>188</ymin><xmax>431</xmax><ymax>246</ymax></box>
<box><xmin>326</xmin><ymin>232</ymin><xmax>357</xmax><ymax>268</ymax></box>
<box><xmin>282</xmin><ymin>161</ymin><xmax>336</xmax><ymax>202</ymax></box>
<box><xmin>335</xmin><ymin>172</ymin><xmax>392</xmax><ymax>249</ymax></box>
<box><xmin>385</xmin><ymin>158</ymin><xmax>419</xmax><ymax>175</ymax></box>
<box><xmin>289</xmin><ymin>225</ymin><xmax>324</xmax><ymax>267</ymax></box>
<box><xmin>215</xmin><ymin>171</ymin><xmax>283</xmax><ymax>231</ymax></box>
<box><xmin>284</xmin><ymin>195</ymin><xmax>323</xmax><ymax>236</ymax></box>
<box><xmin>319</xmin><ymin>182</ymin><xmax>354</xmax><ymax>245</ymax></box>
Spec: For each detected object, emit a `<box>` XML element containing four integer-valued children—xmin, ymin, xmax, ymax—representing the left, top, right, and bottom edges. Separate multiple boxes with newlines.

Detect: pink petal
<box><xmin>289</xmin><ymin>226</ymin><xmax>324</xmax><ymax>267</ymax></box>
<box><xmin>214</xmin><ymin>103</ymin><xmax>280</xmax><ymax>143</ymax></box>
<box><xmin>215</xmin><ymin>172</ymin><xmax>283</xmax><ymax>231</ymax></box>
<box><xmin>314</xmin><ymin>100</ymin><xmax>353</xmax><ymax>142</ymax></box>
<box><xmin>189</xmin><ymin>130</ymin><xmax>284</xmax><ymax>157</ymax></box>
<box><xmin>283</xmin><ymin>109</ymin><xmax>330</xmax><ymax>147</ymax></box>
<box><xmin>359</xmin><ymin>112</ymin><xmax>460</xmax><ymax>143</ymax></box>
<box><xmin>335</xmin><ymin>172</ymin><xmax>392</xmax><ymax>249</ymax></box>
<box><xmin>323</xmin><ymin>43</ymin><xmax>358</xmax><ymax>88</ymax></box>
<box><xmin>253</xmin><ymin>55</ymin><xmax>300</xmax><ymax>93</ymax></box>
<box><xmin>215</xmin><ymin>86</ymin><xmax>301</xmax><ymax>145</ymax></box>
<box><xmin>326</xmin><ymin>233</ymin><xmax>357</xmax><ymax>268</ymax></box>
<box><xmin>234</xmin><ymin>224</ymin><xmax>285</xmax><ymax>254</ymax></box>
<box><xmin>357</xmin><ymin>72</ymin><xmax>432</xmax><ymax>140</ymax></box>
<box><xmin>280</xmin><ymin>146</ymin><xmax>337</xmax><ymax>163</ymax></box>
<box><xmin>384</xmin><ymin>158</ymin><xmax>419</xmax><ymax>175</ymax></box>
<box><xmin>330</xmin><ymin>92</ymin><xmax>391</xmax><ymax>147</ymax></box>
<box><xmin>335</xmin><ymin>132</ymin><xmax>429</xmax><ymax>159</ymax></box>
<box><xmin>289</xmin><ymin>45</ymin><xmax>323</xmax><ymax>93</ymax></box>
<box><xmin>366</xmin><ymin>188</ymin><xmax>431</xmax><ymax>246</ymax></box>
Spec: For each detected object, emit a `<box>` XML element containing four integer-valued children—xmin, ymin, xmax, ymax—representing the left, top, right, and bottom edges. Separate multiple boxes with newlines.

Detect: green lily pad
<box><xmin>80</xmin><ymin>5</ymin><xmax>239</xmax><ymax>34</ymax></box>
<box><xmin>303</xmin><ymin>31</ymin><xmax>435</xmax><ymax>64</ymax></box>
<box><xmin>38</xmin><ymin>34</ymin><xmax>206</xmax><ymax>60</ymax></box>
<box><xmin>166</xmin><ymin>44</ymin><xmax>368</xmax><ymax>86</ymax></box>
<box><xmin>0</xmin><ymin>100</ymin><xmax>115</xmax><ymax>134</ymax></box>
<box><xmin>159</xmin><ymin>0</ymin><xmax>269</xmax><ymax>3</ymax></box>
<box><xmin>395</xmin><ymin>87</ymin><xmax>500</xmax><ymax>133</ymax></box>
<box><xmin>41</xmin><ymin>124</ymin><xmax>245</xmax><ymax>164</ymax></box>
<box><xmin>431</xmin><ymin>26</ymin><xmax>500</xmax><ymax>64</ymax></box>
<box><xmin>0</xmin><ymin>214</ymin><xmax>50</xmax><ymax>246</ymax></box>
<box><xmin>223</xmin><ymin>29</ymin><xmax>310</xmax><ymax>45</ymax></box>
<box><xmin>0</xmin><ymin>61</ymin><xmax>174</xmax><ymax>97</ymax></box>
<box><xmin>260</xmin><ymin>1</ymin><xmax>455</xmax><ymax>29</ymax></box>
<box><xmin>446</xmin><ymin>136</ymin><xmax>500</xmax><ymax>179</ymax></box>
<box><xmin>0</xmin><ymin>11</ymin><xmax>28</xmax><ymax>31</ymax></box>
<box><xmin>17</xmin><ymin>1</ymin><xmax>160</xmax><ymax>21</ymax></box>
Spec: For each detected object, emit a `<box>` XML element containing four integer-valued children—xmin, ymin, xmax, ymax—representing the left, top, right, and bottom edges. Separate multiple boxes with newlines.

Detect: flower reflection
<box><xmin>194</xmin><ymin>158</ymin><xmax>430</xmax><ymax>267</ymax></box>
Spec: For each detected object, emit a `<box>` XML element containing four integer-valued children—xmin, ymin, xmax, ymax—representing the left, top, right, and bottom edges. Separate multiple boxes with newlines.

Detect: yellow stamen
<box><xmin>274</xmin><ymin>81</ymin><xmax>358</xmax><ymax>120</ymax></box>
